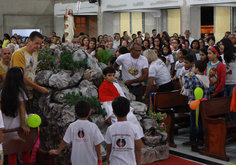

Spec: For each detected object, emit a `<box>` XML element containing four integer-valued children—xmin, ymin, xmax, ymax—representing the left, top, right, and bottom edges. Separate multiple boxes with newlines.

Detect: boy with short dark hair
<box><xmin>99</xmin><ymin>67</ymin><xmax>143</xmax><ymax>132</ymax></box>
<box><xmin>49</xmin><ymin>100</ymin><xmax>104</xmax><ymax>165</ymax></box>
<box><xmin>179</xmin><ymin>54</ymin><xmax>195</xmax><ymax>88</ymax></box>
<box><xmin>182</xmin><ymin>60</ymin><xmax>211</xmax><ymax>146</ymax></box>
<box><xmin>105</xmin><ymin>97</ymin><xmax>143</xmax><ymax>165</ymax></box>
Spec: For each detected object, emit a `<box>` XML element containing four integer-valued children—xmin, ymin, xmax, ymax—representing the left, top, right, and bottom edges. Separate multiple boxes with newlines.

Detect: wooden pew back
<box><xmin>3</xmin><ymin>128</ymin><xmax>38</xmax><ymax>155</ymax></box>
<box><xmin>156</xmin><ymin>90</ymin><xmax>188</xmax><ymax>109</ymax></box>
<box><xmin>200</xmin><ymin>96</ymin><xmax>232</xmax><ymax>117</ymax></box>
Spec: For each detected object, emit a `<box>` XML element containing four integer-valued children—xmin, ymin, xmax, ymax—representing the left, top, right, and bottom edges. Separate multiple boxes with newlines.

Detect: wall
<box><xmin>145</xmin><ymin>13</ymin><xmax>157</xmax><ymax>35</ymax></box>
<box><xmin>113</xmin><ymin>13</ymin><xmax>120</xmax><ymax>34</ymax></box>
<box><xmin>120</xmin><ymin>13</ymin><xmax>130</xmax><ymax>36</ymax></box>
<box><xmin>0</xmin><ymin>0</ymin><xmax>54</xmax><ymax>37</ymax></box>
<box><xmin>131</xmin><ymin>12</ymin><xmax>142</xmax><ymax>35</ymax></box>
<box><xmin>168</xmin><ymin>9</ymin><xmax>181</xmax><ymax>36</ymax></box>
<box><xmin>215</xmin><ymin>7</ymin><xmax>231</xmax><ymax>42</ymax></box>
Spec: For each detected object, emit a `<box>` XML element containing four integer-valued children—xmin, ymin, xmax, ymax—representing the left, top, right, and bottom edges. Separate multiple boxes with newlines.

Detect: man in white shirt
<box><xmin>114</xmin><ymin>42</ymin><xmax>149</xmax><ymax>101</ymax></box>
<box><xmin>113</xmin><ymin>33</ymin><xmax>121</xmax><ymax>48</ymax></box>
<box><xmin>184</xmin><ymin>30</ymin><xmax>194</xmax><ymax>46</ymax></box>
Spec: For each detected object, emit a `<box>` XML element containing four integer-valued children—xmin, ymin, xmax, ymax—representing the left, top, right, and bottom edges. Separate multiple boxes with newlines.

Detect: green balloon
<box><xmin>194</xmin><ymin>87</ymin><xmax>203</xmax><ymax>100</ymax></box>
<box><xmin>27</xmin><ymin>114</ymin><xmax>41</xmax><ymax>128</ymax></box>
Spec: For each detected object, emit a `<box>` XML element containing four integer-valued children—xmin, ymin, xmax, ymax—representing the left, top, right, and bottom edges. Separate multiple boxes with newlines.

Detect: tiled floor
<box><xmin>170</xmin><ymin>127</ymin><xmax>236</xmax><ymax>165</ymax></box>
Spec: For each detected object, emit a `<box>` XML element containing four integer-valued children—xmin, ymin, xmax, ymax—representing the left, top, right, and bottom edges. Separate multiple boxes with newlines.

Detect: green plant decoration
<box><xmin>148</xmin><ymin>110</ymin><xmax>167</xmax><ymax>132</ymax></box>
<box><xmin>96</xmin><ymin>49</ymin><xmax>114</xmax><ymax>65</ymax></box>
<box><xmin>93</xmin><ymin>75</ymin><xmax>104</xmax><ymax>88</ymax></box>
<box><xmin>58</xmin><ymin>50</ymin><xmax>87</xmax><ymax>71</ymax></box>
<box><xmin>38</xmin><ymin>47</ymin><xmax>57</xmax><ymax>70</ymax></box>
<box><xmin>63</xmin><ymin>92</ymin><xmax>107</xmax><ymax>117</ymax></box>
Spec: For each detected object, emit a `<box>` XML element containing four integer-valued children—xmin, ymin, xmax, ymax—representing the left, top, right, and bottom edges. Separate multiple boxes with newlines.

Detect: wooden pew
<box><xmin>199</xmin><ymin>96</ymin><xmax>236</xmax><ymax>161</ymax></box>
<box><xmin>3</xmin><ymin>128</ymin><xmax>57</xmax><ymax>165</ymax></box>
<box><xmin>155</xmin><ymin>90</ymin><xmax>189</xmax><ymax>148</ymax></box>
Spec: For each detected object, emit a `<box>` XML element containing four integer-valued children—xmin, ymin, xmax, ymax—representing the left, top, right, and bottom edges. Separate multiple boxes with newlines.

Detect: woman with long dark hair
<box><xmin>0</xmin><ymin>67</ymin><xmax>31</xmax><ymax>164</ymax></box>
<box><xmin>220</xmin><ymin>38</ymin><xmax>236</xmax><ymax>97</ymax></box>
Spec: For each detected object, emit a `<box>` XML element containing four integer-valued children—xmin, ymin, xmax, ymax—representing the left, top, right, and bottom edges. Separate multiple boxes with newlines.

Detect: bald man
<box><xmin>0</xmin><ymin>47</ymin><xmax>13</xmax><ymax>88</ymax></box>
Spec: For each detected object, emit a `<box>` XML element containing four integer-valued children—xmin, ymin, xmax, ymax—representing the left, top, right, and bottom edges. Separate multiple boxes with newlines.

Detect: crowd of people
<box><xmin>0</xmin><ymin>28</ymin><xmax>236</xmax><ymax>164</ymax></box>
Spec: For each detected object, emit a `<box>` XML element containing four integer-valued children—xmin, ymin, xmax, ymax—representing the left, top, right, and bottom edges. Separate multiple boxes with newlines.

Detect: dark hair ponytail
<box><xmin>1</xmin><ymin>67</ymin><xmax>30</xmax><ymax>117</ymax></box>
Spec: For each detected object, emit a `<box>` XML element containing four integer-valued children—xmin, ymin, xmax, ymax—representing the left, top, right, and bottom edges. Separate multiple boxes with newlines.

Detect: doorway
<box><xmin>201</xmin><ymin>7</ymin><xmax>214</xmax><ymax>38</ymax></box>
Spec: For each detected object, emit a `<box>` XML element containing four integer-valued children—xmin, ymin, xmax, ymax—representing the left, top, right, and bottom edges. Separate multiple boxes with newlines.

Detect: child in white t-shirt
<box><xmin>174</xmin><ymin>49</ymin><xmax>187</xmax><ymax>80</ymax></box>
<box><xmin>162</xmin><ymin>45</ymin><xmax>175</xmax><ymax>77</ymax></box>
<box><xmin>179</xmin><ymin>55</ymin><xmax>195</xmax><ymax>89</ymax></box>
<box><xmin>49</xmin><ymin>100</ymin><xmax>104</xmax><ymax>165</ymax></box>
<box><xmin>105</xmin><ymin>97</ymin><xmax>143</xmax><ymax>165</ymax></box>
<box><xmin>0</xmin><ymin>111</ymin><xmax>4</xmax><ymax>165</ymax></box>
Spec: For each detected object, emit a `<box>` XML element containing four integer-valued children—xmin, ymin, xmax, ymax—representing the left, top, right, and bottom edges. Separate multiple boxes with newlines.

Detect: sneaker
<box><xmin>182</xmin><ymin>141</ymin><xmax>195</xmax><ymax>147</ymax></box>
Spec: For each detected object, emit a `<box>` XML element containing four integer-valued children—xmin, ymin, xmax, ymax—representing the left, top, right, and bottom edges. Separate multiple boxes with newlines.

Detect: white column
<box><xmin>103</xmin><ymin>12</ymin><xmax>114</xmax><ymax>36</ymax></box>
<box><xmin>54</xmin><ymin>16</ymin><xmax>64</xmax><ymax>38</ymax></box>
<box><xmin>145</xmin><ymin>12</ymin><xmax>156</xmax><ymax>34</ymax></box>
<box><xmin>160</xmin><ymin>9</ymin><xmax>168</xmax><ymax>32</ymax></box>
<box><xmin>97</xmin><ymin>6</ymin><xmax>103</xmax><ymax>35</ymax></box>
<box><xmin>113</xmin><ymin>13</ymin><xmax>120</xmax><ymax>34</ymax></box>
<box><xmin>190</xmin><ymin>6</ymin><xmax>201</xmax><ymax>39</ymax></box>
<box><xmin>181</xmin><ymin>0</ymin><xmax>190</xmax><ymax>35</ymax></box>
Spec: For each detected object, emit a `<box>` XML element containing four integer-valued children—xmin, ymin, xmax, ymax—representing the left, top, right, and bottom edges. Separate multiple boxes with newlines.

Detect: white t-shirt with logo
<box><xmin>105</xmin><ymin>121</ymin><xmax>144</xmax><ymax>165</ymax></box>
<box><xmin>116</xmin><ymin>53</ymin><xmax>149</xmax><ymax>86</ymax></box>
<box><xmin>175</xmin><ymin>61</ymin><xmax>184</xmax><ymax>79</ymax></box>
<box><xmin>148</xmin><ymin>59</ymin><xmax>172</xmax><ymax>86</ymax></box>
<box><xmin>0</xmin><ymin>111</ymin><xmax>4</xmax><ymax>150</ymax></box>
<box><xmin>172</xmin><ymin>49</ymin><xmax>180</xmax><ymax>62</ymax></box>
<box><xmin>63</xmin><ymin>120</ymin><xmax>104</xmax><ymax>165</ymax></box>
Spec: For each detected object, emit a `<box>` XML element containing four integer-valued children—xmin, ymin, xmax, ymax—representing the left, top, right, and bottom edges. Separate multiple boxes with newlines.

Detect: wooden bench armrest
<box><xmin>204</xmin><ymin>117</ymin><xmax>227</xmax><ymax>125</ymax></box>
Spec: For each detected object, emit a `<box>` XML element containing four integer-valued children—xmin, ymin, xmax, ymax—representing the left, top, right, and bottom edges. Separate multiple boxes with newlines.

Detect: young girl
<box><xmin>172</xmin><ymin>39</ymin><xmax>182</xmax><ymax>62</ymax></box>
<box><xmin>10</xmin><ymin>36</ymin><xmax>19</xmax><ymax>50</ymax></box>
<box><xmin>149</xmin><ymin>37</ymin><xmax>153</xmax><ymax>48</ymax></box>
<box><xmin>188</xmin><ymin>39</ymin><xmax>200</xmax><ymax>60</ymax></box>
<box><xmin>0</xmin><ymin>67</ymin><xmax>31</xmax><ymax>165</ymax></box>
<box><xmin>199</xmin><ymin>38</ymin><xmax>205</xmax><ymax>49</ymax></box>
<box><xmin>173</xmin><ymin>49</ymin><xmax>187</xmax><ymax>80</ymax></box>
<box><xmin>205</xmin><ymin>46</ymin><xmax>226</xmax><ymax>98</ymax></box>
<box><xmin>81</xmin><ymin>37</ymin><xmax>89</xmax><ymax>50</ymax></box>
<box><xmin>185</xmin><ymin>39</ymin><xmax>190</xmax><ymax>50</ymax></box>
<box><xmin>200</xmin><ymin>47</ymin><xmax>209</xmax><ymax>63</ymax></box>
<box><xmin>220</xmin><ymin>38</ymin><xmax>236</xmax><ymax>97</ymax></box>
<box><xmin>220</xmin><ymin>38</ymin><xmax>236</xmax><ymax>121</ymax></box>
<box><xmin>162</xmin><ymin>45</ymin><xmax>175</xmax><ymax>77</ymax></box>
<box><xmin>153</xmin><ymin>37</ymin><xmax>162</xmax><ymax>53</ymax></box>
<box><xmin>142</xmin><ymin>39</ymin><xmax>150</xmax><ymax>50</ymax></box>
<box><xmin>2</xmin><ymin>33</ymin><xmax>10</xmax><ymax>48</ymax></box>
<box><xmin>86</xmin><ymin>40</ymin><xmax>96</xmax><ymax>58</ymax></box>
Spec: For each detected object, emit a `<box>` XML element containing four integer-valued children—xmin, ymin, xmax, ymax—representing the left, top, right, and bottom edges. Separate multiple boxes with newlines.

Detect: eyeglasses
<box><xmin>3</xmin><ymin>53</ymin><xmax>11</xmax><ymax>55</ymax></box>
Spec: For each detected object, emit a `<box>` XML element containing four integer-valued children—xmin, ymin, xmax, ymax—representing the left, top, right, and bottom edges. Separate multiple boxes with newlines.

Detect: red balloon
<box><xmin>190</xmin><ymin>100</ymin><xmax>200</xmax><ymax>110</ymax></box>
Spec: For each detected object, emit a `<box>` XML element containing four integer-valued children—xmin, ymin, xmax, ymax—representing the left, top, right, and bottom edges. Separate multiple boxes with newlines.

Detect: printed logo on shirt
<box><xmin>208</xmin><ymin>67</ymin><xmax>217</xmax><ymax>92</ymax></box>
<box><xmin>78</xmin><ymin>129</ymin><xmax>85</xmax><ymax>138</ymax></box>
<box><xmin>116</xmin><ymin>138</ymin><xmax>126</xmax><ymax>147</ymax></box>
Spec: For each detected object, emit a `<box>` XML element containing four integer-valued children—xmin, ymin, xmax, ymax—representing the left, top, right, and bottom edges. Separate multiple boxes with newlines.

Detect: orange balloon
<box><xmin>190</xmin><ymin>100</ymin><xmax>200</xmax><ymax>110</ymax></box>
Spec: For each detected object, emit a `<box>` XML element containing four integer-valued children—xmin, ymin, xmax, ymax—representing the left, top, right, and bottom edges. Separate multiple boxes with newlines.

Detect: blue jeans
<box><xmin>224</xmin><ymin>84</ymin><xmax>236</xmax><ymax>121</ymax></box>
<box><xmin>190</xmin><ymin>108</ymin><xmax>204</xmax><ymax>142</ymax></box>
<box><xmin>224</xmin><ymin>84</ymin><xmax>236</xmax><ymax>97</ymax></box>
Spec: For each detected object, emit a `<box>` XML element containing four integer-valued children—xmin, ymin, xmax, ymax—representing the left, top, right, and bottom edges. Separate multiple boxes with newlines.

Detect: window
<box><xmin>12</xmin><ymin>29</ymin><xmax>41</xmax><ymax>37</ymax></box>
